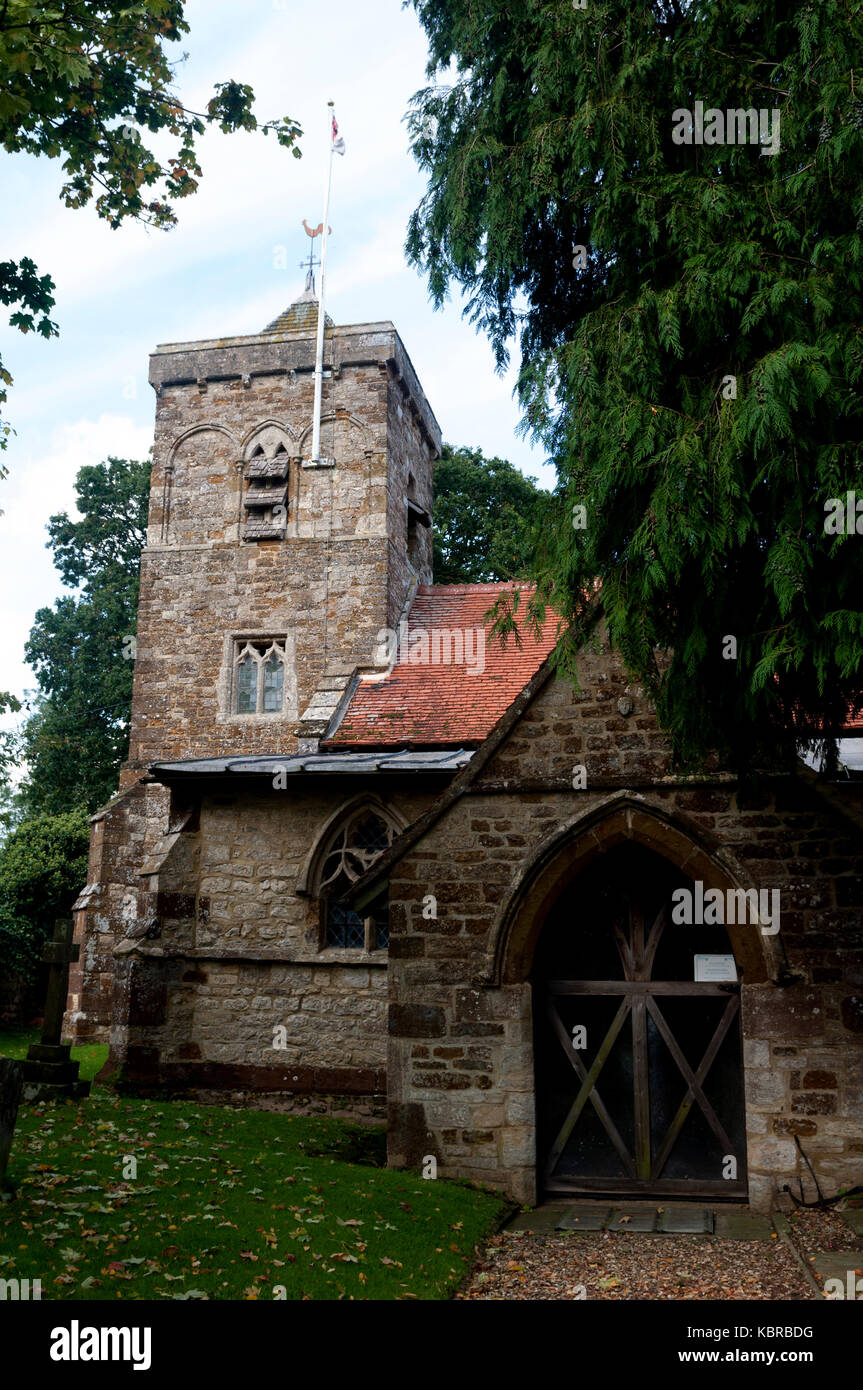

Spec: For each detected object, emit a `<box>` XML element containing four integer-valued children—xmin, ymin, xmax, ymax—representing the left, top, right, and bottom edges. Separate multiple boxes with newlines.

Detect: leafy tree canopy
<box><xmin>0</xmin><ymin>806</ymin><xmax>90</xmax><ymax>986</ymax></box>
<box><xmin>0</xmin><ymin>692</ymin><xmax>22</xmax><ymax>832</ymax></box>
<box><xmin>406</xmin><ymin>0</ymin><xmax>863</xmax><ymax>772</ymax></box>
<box><xmin>0</xmin><ymin>0</ymin><xmax>301</xmax><ymax>455</ymax></box>
<box><xmin>19</xmin><ymin>456</ymin><xmax>150</xmax><ymax>816</ymax></box>
<box><xmin>433</xmin><ymin>443</ymin><xmax>548</xmax><ymax>584</ymax></box>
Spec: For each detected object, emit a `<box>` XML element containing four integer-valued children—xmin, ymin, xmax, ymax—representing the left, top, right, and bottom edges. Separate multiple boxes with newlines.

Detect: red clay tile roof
<box><xmin>323</xmin><ymin>583</ymin><xmax>559</xmax><ymax>749</ymax></box>
<box><xmin>323</xmin><ymin>582</ymin><xmax>863</xmax><ymax>750</ymax></box>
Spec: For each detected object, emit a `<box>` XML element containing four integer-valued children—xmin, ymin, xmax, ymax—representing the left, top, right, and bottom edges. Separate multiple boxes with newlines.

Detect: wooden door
<box><xmin>533</xmin><ymin>845</ymin><xmax>748</xmax><ymax>1198</ymax></box>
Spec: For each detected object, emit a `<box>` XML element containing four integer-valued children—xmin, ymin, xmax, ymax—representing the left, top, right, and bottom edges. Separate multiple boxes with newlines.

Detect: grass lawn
<box><xmin>0</xmin><ymin>1032</ymin><xmax>511</xmax><ymax>1301</ymax></box>
<box><xmin>0</xmin><ymin>1026</ymin><xmax>108</xmax><ymax>1082</ymax></box>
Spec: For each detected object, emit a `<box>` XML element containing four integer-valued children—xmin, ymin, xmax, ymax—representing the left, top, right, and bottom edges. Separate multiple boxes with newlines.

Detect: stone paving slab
<box><xmin>607</xmin><ymin>1208</ymin><xmax>661</xmax><ymax>1232</ymax></box>
<box><xmin>507</xmin><ymin>1203</ymin><xmax>570</xmax><ymax>1233</ymax></box>
<box><xmin>811</xmin><ymin>1253</ymin><xmax>863</xmax><ymax>1283</ymax></box>
<box><xmin>557</xmin><ymin>1205</ymin><xmax>614</xmax><ymax>1231</ymax></box>
<box><xmin>548</xmin><ymin>1204</ymin><xmax>719</xmax><ymax>1234</ymax></box>
<box><xmin>714</xmin><ymin>1208</ymin><xmax>774</xmax><ymax>1240</ymax></box>
<box><xmin>840</xmin><ymin>1208</ymin><xmax>863</xmax><ymax>1237</ymax></box>
<box><xmin>509</xmin><ymin>1202</ymin><xmax>776</xmax><ymax>1240</ymax></box>
<box><xmin>658</xmin><ymin>1207</ymin><xmax>714</xmax><ymax>1234</ymax></box>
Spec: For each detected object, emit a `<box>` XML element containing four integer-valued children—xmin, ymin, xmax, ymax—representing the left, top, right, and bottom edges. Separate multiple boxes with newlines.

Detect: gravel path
<box><xmin>784</xmin><ymin>1207</ymin><xmax>863</xmax><ymax>1261</ymax></box>
<box><xmin>459</xmin><ymin>1228</ymin><xmax>816</xmax><ymax>1300</ymax></box>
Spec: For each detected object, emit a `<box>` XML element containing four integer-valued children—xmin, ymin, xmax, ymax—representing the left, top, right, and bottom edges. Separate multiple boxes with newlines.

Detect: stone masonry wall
<box><xmin>66</xmin><ymin>781</ymin><xmax>170</xmax><ymax>1042</ymax></box>
<box><xmin>103</xmin><ymin>781</ymin><xmax>439</xmax><ymax>1104</ymax></box>
<box><xmin>386</xmin><ymin>646</ymin><xmax>863</xmax><ymax>1210</ymax></box>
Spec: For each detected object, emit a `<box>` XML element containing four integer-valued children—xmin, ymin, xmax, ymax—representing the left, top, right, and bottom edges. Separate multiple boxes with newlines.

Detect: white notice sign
<box><xmin>694</xmin><ymin>954</ymin><xmax>737</xmax><ymax>983</ymax></box>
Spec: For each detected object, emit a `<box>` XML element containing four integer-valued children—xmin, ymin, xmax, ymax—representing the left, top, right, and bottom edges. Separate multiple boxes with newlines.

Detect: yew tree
<box><xmin>406</xmin><ymin>0</ymin><xmax>863</xmax><ymax>771</ymax></box>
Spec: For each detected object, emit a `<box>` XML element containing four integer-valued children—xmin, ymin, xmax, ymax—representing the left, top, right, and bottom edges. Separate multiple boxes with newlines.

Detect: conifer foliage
<box><xmin>406</xmin><ymin>0</ymin><xmax>863</xmax><ymax>770</ymax></box>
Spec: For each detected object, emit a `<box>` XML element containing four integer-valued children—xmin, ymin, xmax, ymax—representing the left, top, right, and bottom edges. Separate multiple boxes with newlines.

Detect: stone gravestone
<box><xmin>20</xmin><ymin>919</ymin><xmax>91</xmax><ymax>1103</ymax></box>
<box><xmin>0</xmin><ymin>1057</ymin><xmax>23</xmax><ymax>1191</ymax></box>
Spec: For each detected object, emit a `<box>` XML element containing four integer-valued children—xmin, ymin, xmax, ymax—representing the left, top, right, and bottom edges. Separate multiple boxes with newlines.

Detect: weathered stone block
<box><xmin>774</xmin><ymin>1117</ymin><xmax>817</xmax><ymax>1136</ymax></box>
<box><xmin>743</xmin><ymin>1039</ymin><xmax>770</xmax><ymax>1068</ymax></box>
<box><xmin>749</xmin><ymin>1137</ymin><xmax>798</xmax><ymax>1171</ymax></box>
<box><xmin>801</xmin><ymin>1069</ymin><xmax>837</xmax><ymax>1089</ymax></box>
<box><xmin>791</xmin><ymin>1093</ymin><xmax>836</xmax><ymax>1115</ymax></box>
<box><xmin>389</xmin><ymin>1004</ymin><xmax>446</xmax><ymax>1038</ymax></box>
<box><xmin>744</xmin><ymin>1069</ymin><xmax>787</xmax><ymax>1110</ymax></box>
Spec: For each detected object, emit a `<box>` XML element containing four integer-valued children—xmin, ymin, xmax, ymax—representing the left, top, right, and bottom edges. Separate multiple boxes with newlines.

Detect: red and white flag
<box><xmin>331</xmin><ymin>112</ymin><xmax>345</xmax><ymax>156</ymax></box>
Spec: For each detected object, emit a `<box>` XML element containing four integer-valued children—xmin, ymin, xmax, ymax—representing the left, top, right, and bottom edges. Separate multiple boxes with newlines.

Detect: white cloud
<box><xmin>0</xmin><ymin>0</ymin><xmax>431</xmax><ymax>317</ymax></box>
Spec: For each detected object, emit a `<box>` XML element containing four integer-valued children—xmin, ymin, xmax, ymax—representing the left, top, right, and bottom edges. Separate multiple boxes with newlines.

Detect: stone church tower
<box><xmin>68</xmin><ymin>285</ymin><xmax>441</xmax><ymax>1043</ymax></box>
<box><xmin>126</xmin><ymin>286</ymin><xmax>439</xmax><ymax>778</ymax></box>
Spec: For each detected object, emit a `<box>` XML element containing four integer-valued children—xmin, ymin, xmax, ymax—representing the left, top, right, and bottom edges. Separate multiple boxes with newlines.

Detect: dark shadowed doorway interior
<box><xmin>532</xmin><ymin>844</ymin><xmax>748</xmax><ymax>1200</ymax></box>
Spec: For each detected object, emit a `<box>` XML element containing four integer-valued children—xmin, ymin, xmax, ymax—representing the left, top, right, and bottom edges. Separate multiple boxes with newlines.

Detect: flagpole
<box><xmin>311</xmin><ymin>101</ymin><xmax>335</xmax><ymax>464</ymax></box>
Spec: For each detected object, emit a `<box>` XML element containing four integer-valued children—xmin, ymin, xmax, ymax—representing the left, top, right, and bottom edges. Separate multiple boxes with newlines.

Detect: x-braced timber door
<box><xmin>534</xmin><ymin>846</ymin><xmax>748</xmax><ymax>1199</ymax></box>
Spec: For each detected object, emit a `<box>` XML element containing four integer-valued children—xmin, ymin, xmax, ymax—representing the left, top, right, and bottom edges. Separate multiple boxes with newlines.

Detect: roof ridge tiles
<box><xmin>415</xmin><ymin>581</ymin><xmax>536</xmax><ymax>595</ymax></box>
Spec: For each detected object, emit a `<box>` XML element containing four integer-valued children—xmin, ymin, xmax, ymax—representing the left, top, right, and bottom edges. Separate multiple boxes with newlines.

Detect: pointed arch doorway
<box><xmin>533</xmin><ymin>844</ymin><xmax>748</xmax><ymax>1199</ymax></box>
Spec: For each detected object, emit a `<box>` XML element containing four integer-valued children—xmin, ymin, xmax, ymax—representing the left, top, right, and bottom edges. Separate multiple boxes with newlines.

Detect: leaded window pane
<box><xmin>237</xmin><ymin>655</ymin><xmax>257</xmax><ymax>714</ymax></box>
<box><xmin>353</xmin><ymin>815</ymin><xmax>391</xmax><ymax>854</ymax></box>
<box><xmin>234</xmin><ymin>639</ymin><xmax>286</xmax><ymax>715</ymax></box>
<box><xmin>326</xmin><ymin>901</ymin><xmax>366</xmax><ymax>950</ymax></box>
<box><xmin>262</xmin><ymin>653</ymin><xmax>284</xmax><ymax>712</ymax></box>
<box><xmin>319</xmin><ymin>810</ymin><xmax>396</xmax><ymax>950</ymax></box>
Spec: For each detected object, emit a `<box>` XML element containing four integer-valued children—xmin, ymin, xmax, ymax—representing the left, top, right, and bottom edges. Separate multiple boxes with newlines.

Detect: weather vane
<box><xmin>300</xmin><ymin>218</ymin><xmax>332</xmax><ymax>293</ymax></box>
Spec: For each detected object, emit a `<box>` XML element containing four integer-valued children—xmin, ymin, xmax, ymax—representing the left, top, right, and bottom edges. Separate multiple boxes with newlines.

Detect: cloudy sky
<box><xmin>0</xmin><ymin>0</ymin><xmax>553</xmax><ymax>718</ymax></box>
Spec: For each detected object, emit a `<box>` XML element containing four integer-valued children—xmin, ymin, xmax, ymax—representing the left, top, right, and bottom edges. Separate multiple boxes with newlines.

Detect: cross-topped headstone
<box><xmin>0</xmin><ymin>1057</ymin><xmax>23</xmax><ymax>1191</ymax></box>
<box><xmin>20</xmin><ymin>919</ymin><xmax>90</xmax><ymax>1103</ymax></box>
<box><xmin>40</xmin><ymin>918</ymin><xmax>78</xmax><ymax>1047</ymax></box>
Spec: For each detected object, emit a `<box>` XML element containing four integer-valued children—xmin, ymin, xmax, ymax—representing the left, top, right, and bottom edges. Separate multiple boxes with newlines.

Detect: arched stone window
<box><xmin>234</xmin><ymin>639</ymin><xmax>286</xmax><ymax>715</ymax></box>
<box><xmin>318</xmin><ymin>806</ymin><xmax>398</xmax><ymax>950</ymax></box>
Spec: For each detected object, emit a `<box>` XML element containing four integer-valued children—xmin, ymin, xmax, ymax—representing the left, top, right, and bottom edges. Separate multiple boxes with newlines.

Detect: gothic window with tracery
<box><xmin>319</xmin><ymin>808</ymin><xmax>396</xmax><ymax>949</ymax></box>
<box><xmin>234</xmin><ymin>640</ymin><xmax>286</xmax><ymax>715</ymax></box>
